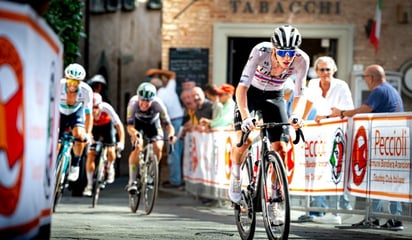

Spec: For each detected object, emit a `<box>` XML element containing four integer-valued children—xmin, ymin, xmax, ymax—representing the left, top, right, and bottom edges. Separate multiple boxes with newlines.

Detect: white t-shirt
<box><xmin>157</xmin><ymin>79</ymin><xmax>184</xmax><ymax>119</ymax></box>
<box><xmin>306</xmin><ymin>78</ymin><xmax>354</xmax><ymax>116</ymax></box>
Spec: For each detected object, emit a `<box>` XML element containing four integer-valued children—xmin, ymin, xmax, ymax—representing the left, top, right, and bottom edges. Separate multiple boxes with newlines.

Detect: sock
<box><xmin>86</xmin><ymin>172</ymin><xmax>93</xmax><ymax>187</ymax></box>
<box><xmin>129</xmin><ymin>164</ymin><xmax>137</xmax><ymax>185</ymax></box>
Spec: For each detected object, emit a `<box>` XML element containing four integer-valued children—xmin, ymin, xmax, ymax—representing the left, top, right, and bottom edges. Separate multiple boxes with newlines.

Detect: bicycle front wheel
<box><xmin>53</xmin><ymin>154</ymin><xmax>67</xmax><ymax>212</ymax></box>
<box><xmin>92</xmin><ymin>153</ymin><xmax>105</xmax><ymax>208</ymax></box>
<box><xmin>261</xmin><ymin>151</ymin><xmax>290</xmax><ymax>240</ymax></box>
<box><xmin>142</xmin><ymin>153</ymin><xmax>159</xmax><ymax>215</ymax></box>
<box><xmin>234</xmin><ymin>155</ymin><xmax>256</xmax><ymax>240</ymax></box>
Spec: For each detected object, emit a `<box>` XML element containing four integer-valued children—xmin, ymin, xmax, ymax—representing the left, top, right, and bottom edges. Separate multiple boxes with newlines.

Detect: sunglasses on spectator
<box><xmin>318</xmin><ymin>68</ymin><xmax>331</xmax><ymax>72</ymax></box>
<box><xmin>276</xmin><ymin>49</ymin><xmax>296</xmax><ymax>58</ymax></box>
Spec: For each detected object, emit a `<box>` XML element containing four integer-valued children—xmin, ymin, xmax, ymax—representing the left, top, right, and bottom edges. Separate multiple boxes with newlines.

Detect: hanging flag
<box><xmin>370</xmin><ymin>0</ymin><xmax>382</xmax><ymax>53</ymax></box>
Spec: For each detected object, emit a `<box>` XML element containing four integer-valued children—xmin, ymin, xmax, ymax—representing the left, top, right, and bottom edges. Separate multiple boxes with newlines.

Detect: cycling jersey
<box><xmin>238</xmin><ymin>42</ymin><xmax>309</xmax><ymax>97</ymax></box>
<box><xmin>59</xmin><ymin>79</ymin><xmax>93</xmax><ymax>115</ymax></box>
<box><xmin>94</xmin><ymin>102</ymin><xmax>122</xmax><ymax>126</ymax></box>
<box><xmin>126</xmin><ymin>95</ymin><xmax>171</xmax><ymax>126</ymax></box>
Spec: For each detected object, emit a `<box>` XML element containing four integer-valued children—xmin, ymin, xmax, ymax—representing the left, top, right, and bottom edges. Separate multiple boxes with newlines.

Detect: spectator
<box><xmin>191</xmin><ymin>86</ymin><xmax>213</xmax><ymax>131</ymax></box>
<box><xmin>146</xmin><ymin>68</ymin><xmax>185</xmax><ymax>189</ymax></box>
<box><xmin>298</xmin><ymin>56</ymin><xmax>354</xmax><ymax>224</ymax></box>
<box><xmin>200</xmin><ymin>83</ymin><xmax>236</xmax><ymax>129</ymax></box>
<box><xmin>332</xmin><ymin>64</ymin><xmax>404</xmax><ymax>230</ymax></box>
<box><xmin>180</xmin><ymin>88</ymin><xmax>197</xmax><ymax>137</ymax></box>
<box><xmin>203</xmin><ymin>83</ymin><xmax>223</xmax><ymax>120</ymax></box>
<box><xmin>89</xmin><ymin>74</ymin><xmax>111</xmax><ymax>104</ymax></box>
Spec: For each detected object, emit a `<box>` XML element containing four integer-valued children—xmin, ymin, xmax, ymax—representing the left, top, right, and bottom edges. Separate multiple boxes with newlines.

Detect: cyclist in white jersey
<box><xmin>125</xmin><ymin>82</ymin><xmax>176</xmax><ymax>193</ymax></box>
<box><xmin>59</xmin><ymin>63</ymin><xmax>93</xmax><ymax>182</ymax></box>
<box><xmin>229</xmin><ymin>25</ymin><xmax>312</xmax><ymax>204</ymax></box>
<box><xmin>82</xmin><ymin>93</ymin><xmax>125</xmax><ymax>197</ymax></box>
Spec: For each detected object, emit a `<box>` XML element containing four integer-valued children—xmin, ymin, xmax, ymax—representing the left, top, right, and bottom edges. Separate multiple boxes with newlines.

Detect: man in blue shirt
<box><xmin>331</xmin><ymin>64</ymin><xmax>404</xmax><ymax>230</ymax></box>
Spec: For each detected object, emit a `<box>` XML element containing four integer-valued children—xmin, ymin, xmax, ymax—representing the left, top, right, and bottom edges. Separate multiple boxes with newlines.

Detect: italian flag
<box><xmin>370</xmin><ymin>0</ymin><xmax>382</xmax><ymax>53</ymax></box>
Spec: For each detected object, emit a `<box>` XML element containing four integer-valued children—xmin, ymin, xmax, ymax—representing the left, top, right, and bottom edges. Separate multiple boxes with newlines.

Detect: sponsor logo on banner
<box><xmin>329</xmin><ymin>128</ymin><xmax>345</xmax><ymax>184</ymax></box>
<box><xmin>0</xmin><ymin>37</ymin><xmax>24</xmax><ymax>216</ymax></box>
<box><xmin>352</xmin><ymin>126</ymin><xmax>368</xmax><ymax>186</ymax></box>
<box><xmin>224</xmin><ymin>137</ymin><xmax>232</xmax><ymax>180</ymax></box>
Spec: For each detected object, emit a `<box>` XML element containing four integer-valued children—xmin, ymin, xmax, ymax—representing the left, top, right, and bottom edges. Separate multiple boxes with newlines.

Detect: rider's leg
<box><xmin>83</xmin><ymin>149</ymin><xmax>95</xmax><ymax>196</ymax></box>
<box><xmin>72</xmin><ymin>126</ymin><xmax>87</xmax><ymax>165</ymax></box>
<box><xmin>152</xmin><ymin>140</ymin><xmax>164</xmax><ymax>163</ymax></box>
<box><xmin>229</xmin><ymin>130</ymin><xmax>252</xmax><ymax>203</ymax></box>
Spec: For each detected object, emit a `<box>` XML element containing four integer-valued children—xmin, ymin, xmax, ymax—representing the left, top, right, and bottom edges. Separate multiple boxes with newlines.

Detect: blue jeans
<box><xmin>372</xmin><ymin>199</ymin><xmax>402</xmax><ymax>216</ymax></box>
<box><xmin>167</xmin><ymin>118</ymin><xmax>183</xmax><ymax>185</ymax></box>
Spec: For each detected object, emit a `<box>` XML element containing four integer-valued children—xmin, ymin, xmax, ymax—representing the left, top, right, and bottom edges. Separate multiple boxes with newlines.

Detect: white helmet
<box><xmin>271</xmin><ymin>25</ymin><xmax>302</xmax><ymax>50</ymax></box>
<box><xmin>90</xmin><ymin>74</ymin><xmax>106</xmax><ymax>85</ymax></box>
<box><xmin>64</xmin><ymin>63</ymin><xmax>86</xmax><ymax>81</ymax></box>
<box><xmin>137</xmin><ymin>82</ymin><xmax>157</xmax><ymax>101</ymax></box>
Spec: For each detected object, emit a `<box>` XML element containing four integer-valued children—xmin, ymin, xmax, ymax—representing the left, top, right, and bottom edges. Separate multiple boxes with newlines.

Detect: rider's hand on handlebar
<box><xmin>241</xmin><ymin>117</ymin><xmax>256</xmax><ymax>132</ymax></box>
<box><xmin>116</xmin><ymin>142</ymin><xmax>124</xmax><ymax>152</ymax></box>
<box><xmin>289</xmin><ymin>114</ymin><xmax>303</xmax><ymax>130</ymax></box>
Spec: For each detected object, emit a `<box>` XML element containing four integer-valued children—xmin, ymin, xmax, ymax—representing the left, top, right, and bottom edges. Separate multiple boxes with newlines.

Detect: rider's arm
<box><xmin>146</xmin><ymin>68</ymin><xmax>176</xmax><ymax>86</ymax></box>
<box><xmin>235</xmin><ymin>85</ymin><xmax>250</xmax><ymax>120</ymax></box>
<box><xmin>115</xmin><ymin>122</ymin><xmax>125</xmax><ymax>146</ymax></box>
<box><xmin>127</xmin><ymin>125</ymin><xmax>139</xmax><ymax>143</ymax></box>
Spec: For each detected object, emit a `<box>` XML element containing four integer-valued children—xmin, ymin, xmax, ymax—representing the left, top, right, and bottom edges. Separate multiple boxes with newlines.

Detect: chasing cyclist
<box><xmin>126</xmin><ymin>82</ymin><xmax>175</xmax><ymax>193</ymax></box>
<box><xmin>59</xmin><ymin>63</ymin><xmax>93</xmax><ymax>182</ymax></box>
<box><xmin>229</xmin><ymin>25</ymin><xmax>311</xmax><ymax>206</ymax></box>
<box><xmin>82</xmin><ymin>93</ymin><xmax>126</xmax><ymax>197</ymax></box>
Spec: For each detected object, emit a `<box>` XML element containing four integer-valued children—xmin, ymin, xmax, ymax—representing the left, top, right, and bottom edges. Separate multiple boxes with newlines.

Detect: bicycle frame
<box><xmin>53</xmin><ymin>133</ymin><xmax>76</xmax><ymax>212</ymax></box>
<box><xmin>129</xmin><ymin>132</ymin><xmax>159</xmax><ymax>215</ymax></box>
<box><xmin>235</xmin><ymin>121</ymin><xmax>304</xmax><ymax>240</ymax></box>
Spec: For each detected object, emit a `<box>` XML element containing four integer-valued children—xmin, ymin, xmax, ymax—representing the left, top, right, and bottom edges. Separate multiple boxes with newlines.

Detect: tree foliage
<box><xmin>44</xmin><ymin>0</ymin><xmax>86</xmax><ymax>66</ymax></box>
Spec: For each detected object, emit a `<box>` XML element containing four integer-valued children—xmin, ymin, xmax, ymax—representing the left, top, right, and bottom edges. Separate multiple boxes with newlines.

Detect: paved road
<box><xmin>51</xmin><ymin>177</ymin><xmax>412</xmax><ymax>240</ymax></box>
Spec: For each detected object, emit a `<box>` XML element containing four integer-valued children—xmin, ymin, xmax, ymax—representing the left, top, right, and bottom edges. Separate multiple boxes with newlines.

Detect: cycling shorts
<box><xmin>91</xmin><ymin>122</ymin><xmax>117</xmax><ymax>146</ymax></box>
<box><xmin>234</xmin><ymin>85</ymin><xmax>290</xmax><ymax>143</ymax></box>
<box><xmin>59</xmin><ymin>106</ymin><xmax>85</xmax><ymax>139</ymax></box>
<box><xmin>133</xmin><ymin>118</ymin><xmax>164</xmax><ymax>142</ymax></box>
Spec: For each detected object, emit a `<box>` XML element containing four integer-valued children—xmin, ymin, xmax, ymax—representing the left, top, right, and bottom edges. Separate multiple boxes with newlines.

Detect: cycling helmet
<box><xmin>271</xmin><ymin>25</ymin><xmax>302</xmax><ymax>50</ymax></box>
<box><xmin>90</xmin><ymin>74</ymin><xmax>106</xmax><ymax>85</ymax></box>
<box><xmin>64</xmin><ymin>63</ymin><xmax>86</xmax><ymax>81</ymax></box>
<box><xmin>137</xmin><ymin>82</ymin><xmax>156</xmax><ymax>101</ymax></box>
<box><xmin>93</xmin><ymin>92</ymin><xmax>103</xmax><ymax>107</ymax></box>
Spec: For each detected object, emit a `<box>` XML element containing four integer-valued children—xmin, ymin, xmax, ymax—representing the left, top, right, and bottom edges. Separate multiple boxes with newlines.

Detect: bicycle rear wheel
<box><xmin>92</xmin><ymin>153</ymin><xmax>105</xmax><ymax>208</ymax></box>
<box><xmin>261</xmin><ymin>151</ymin><xmax>290</xmax><ymax>240</ymax></box>
<box><xmin>234</xmin><ymin>156</ymin><xmax>256</xmax><ymax>240</ymax></box>
<box><xmin>142</xmin><ymin>152</ymin><xmax>159</xmax><ymax>215</ymax></box>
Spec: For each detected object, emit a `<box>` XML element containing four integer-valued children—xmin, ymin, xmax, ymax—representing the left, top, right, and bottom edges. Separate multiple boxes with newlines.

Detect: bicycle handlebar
<box><xmin>236</xmin><ymin>120</ymin><xmax>305</xmax><ymax>147</ymax></box>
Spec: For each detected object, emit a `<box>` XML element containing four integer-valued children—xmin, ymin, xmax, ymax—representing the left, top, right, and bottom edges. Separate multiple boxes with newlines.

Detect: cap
<box><xmin>219</xmin><ymin>84</ymin><xmax>235</xmax><ymax>95</ymax></box>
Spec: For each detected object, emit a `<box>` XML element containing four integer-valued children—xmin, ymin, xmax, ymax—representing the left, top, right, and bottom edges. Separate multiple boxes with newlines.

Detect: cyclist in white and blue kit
<box><xmin>229</xmin><ymin>25</ymin><xmax>312</xmax><ymax>207</ymax></box>
<box><xmin>59</xmin><ymin>63</ymin><xmax>93</xmax><ymax>182</ymax></box>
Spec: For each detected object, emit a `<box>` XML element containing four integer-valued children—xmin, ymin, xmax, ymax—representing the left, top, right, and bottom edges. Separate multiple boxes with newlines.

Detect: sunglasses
<box><xmin>318</xmin><ymin>68</ymin><xmax>331</xmax><ymax>72</ymax></box>
<box><xmin>67</xmin><ymin>78</ymin><xmax>80</xmax><ymax>86</ymax></box>
<box><xmin>276</xmin><ymin>49</ymin><xmax>296</xmax><ymax>58</ymax></box>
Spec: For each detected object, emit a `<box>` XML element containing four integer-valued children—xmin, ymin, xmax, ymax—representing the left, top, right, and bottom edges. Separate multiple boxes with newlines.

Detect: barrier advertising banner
<box><xmin>0</xmin><ymin>2</ymin><xmax>62</xmax><ymax>239</ymax></box>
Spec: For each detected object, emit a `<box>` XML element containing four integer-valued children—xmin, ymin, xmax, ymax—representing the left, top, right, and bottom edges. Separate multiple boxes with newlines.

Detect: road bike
<box><xmin>90</xmin><ymin>138</ymin><xmax>108</xmax><ymax>208</ymax></box>
<box><xmin>234</xmin><ymin>120</ymin><xmax>304</xmax><ymax>240</ymax></box>
<box><xmin>53</xmin><ymin>132</ymin><xmax>76</xmax><ymax>212</ymax></box>
<box><xmin>129</xmin><ymin>132</ymin><xmax>159</xmax><ymax>215</ymax></box>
